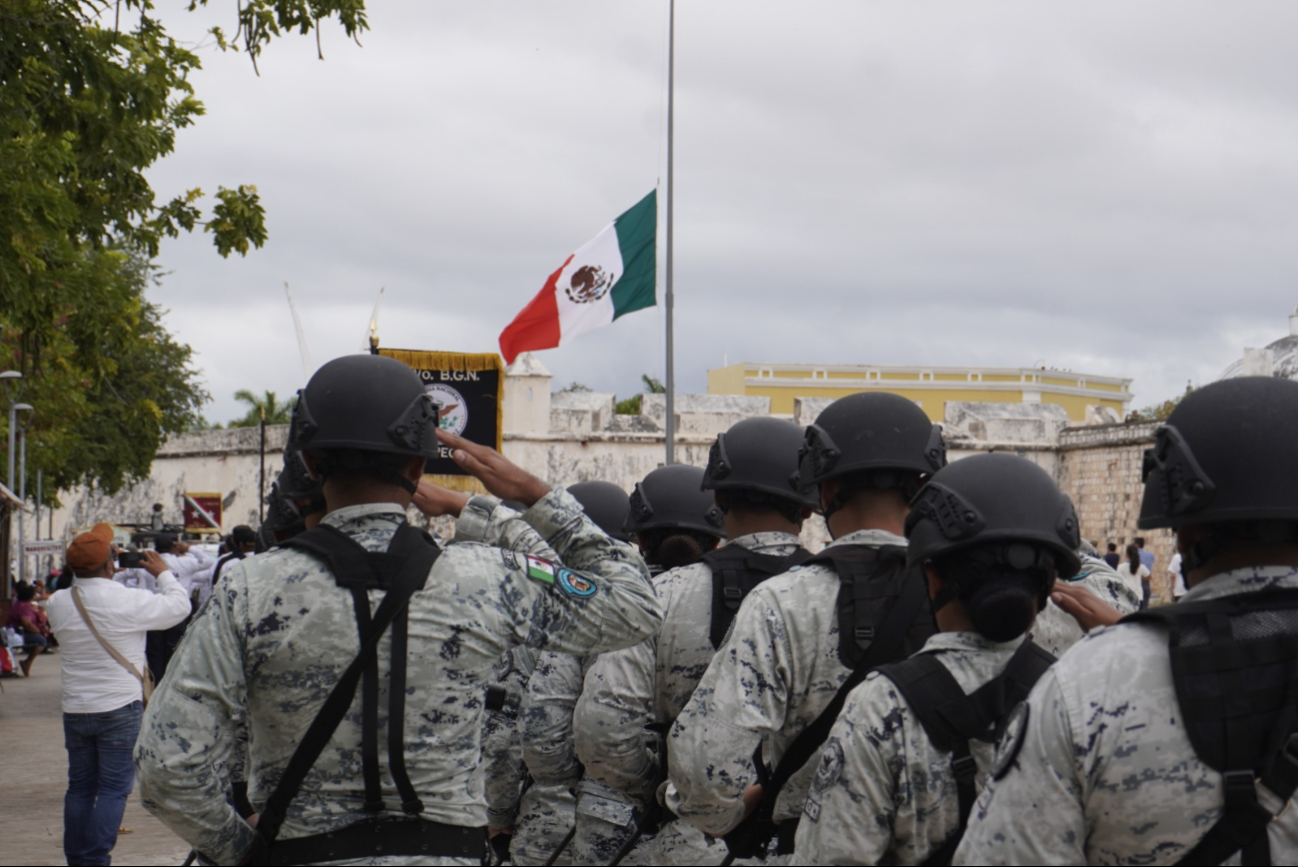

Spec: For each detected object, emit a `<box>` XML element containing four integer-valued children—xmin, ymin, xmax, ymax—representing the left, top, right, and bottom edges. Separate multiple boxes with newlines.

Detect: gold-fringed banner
<box><xmin>378</xmin><ymin>348</ymin><xmax>504</xmax><ymax>494</ymax></box>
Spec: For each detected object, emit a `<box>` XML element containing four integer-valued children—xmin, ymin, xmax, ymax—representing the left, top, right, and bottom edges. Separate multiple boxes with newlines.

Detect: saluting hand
<box><xmin>413</xmin><ymin>479</ymin><xmax>471</xmax><ymax>518</ymax></box>
<box><xmin>1050</xmin><ymin>581</ymin><xmax>1124</xmax><ymax>632</ymax></box>
<box><xmin>436</xmin><ymin>430</ymin><xmax>551</xmax><ymax>507</ymax></box>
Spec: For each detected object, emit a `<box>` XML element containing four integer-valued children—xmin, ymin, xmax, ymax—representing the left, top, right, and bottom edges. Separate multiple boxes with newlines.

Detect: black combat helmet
<box><xmin>289</xmin><ymin>354</ymin><xmax>440</xmax><ymax>460</ymax></box>
<box><xmin>906</xmin><ymin>453</ymin><xmax>1081</xmax><ymax>577</ymax></box>
<box><xmin>906</xmin><ymin>453</ymin><xmax>1080</xmax><ymax>641</ymax></box>
<box><xmin>624</xmin><ymin>464</ymin><xmax>725</xmax><ymax>538</ymax></box>
<box><xmin>1139</xmin><ymin>377</ymin><xmax>1298</xmax><ymax>530</ymax></box>
<box><xmin>702</xmin><ymin>417</ymin><xmax>818</xmax><ymax>509</ymax></box>
<box><xmin>797</xmin><ymin>392</ymin><xmax>946</xmax><ymax>504</ymax></box>
<box><xmin>567</xmin><ymin>481</ymin><xmax>633</xmax><ymax>543</ymax></box>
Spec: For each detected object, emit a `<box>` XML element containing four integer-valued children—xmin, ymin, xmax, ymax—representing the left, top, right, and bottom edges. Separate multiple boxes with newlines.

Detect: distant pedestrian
<box><xmin>1135</xmin><ymin>536</ymin><xmax>1155</xmax><ymax>571</ymax></box>
<box><xmin>44</xmin><ymin>523</ymin><xmax>190</xmax><ymax>866</ymax></box>
<box><xmin>1170</xmin><ymin>551</ymin><xmax>1187</xmax><ymax>601</ymax></box>
<box><xmin>1103</xmin><ymin>542</ymin><xmax>1120</xmax><ymax>569</ymax></box>
<box><xmin>1116</xmin><ymin>543</ymin><xmax>1152</xmax><ymax>609</ymax></box>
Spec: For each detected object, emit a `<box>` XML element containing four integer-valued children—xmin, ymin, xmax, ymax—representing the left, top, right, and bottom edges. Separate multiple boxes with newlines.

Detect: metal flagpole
<box><xmin>664</xmin><ymin>0</ymin><xmax>676</xmax><ymax>465</ymax></box>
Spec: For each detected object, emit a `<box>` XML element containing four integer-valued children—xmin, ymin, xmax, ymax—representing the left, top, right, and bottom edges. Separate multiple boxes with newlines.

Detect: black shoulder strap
<box><xmin>879</xmin><ymin>640</ymin><xmax>1055</xmax><ymax>866</ymax></box>
<box><xmin>1121</xmin><ymin>589</ymin><xmax>1298</xmax><ymax>867</ymax></box>
<box><xmin>703</xmin><ymin>546</ymin><xmax>813</xmax><ymax>648</ymax></box>
<box><xmin>757</xmin><ymin>546</ymin><xmax>933</xmax><ymax>823</ymax></box>
<box><xmin>807</xmin><ymin>545</ymin><xmax>937</xmax><ymax>668</ymax></box>
<box><xmin>250</xmin><ymin>524</ymin><xmax>440</xmax><ymax>861</ymax></box>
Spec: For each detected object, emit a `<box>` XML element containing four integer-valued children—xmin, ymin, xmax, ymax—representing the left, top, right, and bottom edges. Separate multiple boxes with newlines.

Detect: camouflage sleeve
<box><xmin>573</xmin><ymin>639</ymin><xmax>659</xmax><ymax>809</ymax></box>
<box><xmin>135</xmin><ymin>565</ymin><xmax>256</xmax><ymax>865</ymax></box>
<box><xmin>521</xmin><ymin>652</ymin><xmax>584</xmax><ymax>787</ymax></box>
<box><xmin>793</xmin><ymin>673</ymin><xmax>900</xmax><ymax>866</ymax></box>
<box><xmin>665</xmin><ymin>588</ymin><xmax>790</xmax><ymax>836</ymax></box>
<box><xmin>484</xmin><ymin>487</ymin><xmax>662</xmax><ymax>657</ymax></box>
<box><xmin>456</xmin><ymin>494</ymin><xmax>542</xmax><ymax>551</ymax></box>
<box><xmin>952</xmin><ymin>669</ymin><xmax>1087</xmax><ymax>865</ymax></box>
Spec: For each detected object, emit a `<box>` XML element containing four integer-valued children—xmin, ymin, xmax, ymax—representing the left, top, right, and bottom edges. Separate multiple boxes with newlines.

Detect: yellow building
<box><xmin>707</xmin><ymin>362</ymin><xmax>1132</xmax><ymax>422</ymax></box>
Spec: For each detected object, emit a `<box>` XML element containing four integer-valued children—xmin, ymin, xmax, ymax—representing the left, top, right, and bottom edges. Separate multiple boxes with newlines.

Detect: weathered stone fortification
<box><xmin>1057</xmin><ymin>420</ymin><xmax>1177</xmax><ymax>603</ymax></box>
<box><xmin>34</xmin><ymin>358</ymin><xmax>1173</xmax><ymax>601</ymax></box>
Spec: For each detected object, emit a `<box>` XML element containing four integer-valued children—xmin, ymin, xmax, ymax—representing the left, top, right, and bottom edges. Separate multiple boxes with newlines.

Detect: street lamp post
<box><xmin>3</xmin><ymin>371</ymin><xmax>23</xmax><ymax>491</ymax></box>
<box><xmin>17</xmin><ymin>424</ymin><xmax>26</xmax><ymax>585</ymax></box>
<box><xmin>7</xmin><ymin>401</ymin><xmax>33</xmax><ymax>590</ymax></box>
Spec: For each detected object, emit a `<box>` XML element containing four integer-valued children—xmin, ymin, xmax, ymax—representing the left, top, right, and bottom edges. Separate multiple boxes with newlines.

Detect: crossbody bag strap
<box><xmin>70</xmin><ymin>586</ymin><xmax>148</xmax><ymax>691</ymax></box>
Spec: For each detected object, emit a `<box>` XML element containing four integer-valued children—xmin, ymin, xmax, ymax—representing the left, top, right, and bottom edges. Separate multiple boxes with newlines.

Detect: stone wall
<box><xmin>1056</xmin><ymin>420</ymin><xmax>1178</xmax><ymax>603</ymax></box>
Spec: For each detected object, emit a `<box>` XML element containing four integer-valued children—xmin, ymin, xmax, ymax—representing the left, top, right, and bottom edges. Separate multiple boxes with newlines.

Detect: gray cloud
<box><xmin>146</xmin><ymin>1</ymin><xmax>1298</xmax><ymax>424</ymax></box>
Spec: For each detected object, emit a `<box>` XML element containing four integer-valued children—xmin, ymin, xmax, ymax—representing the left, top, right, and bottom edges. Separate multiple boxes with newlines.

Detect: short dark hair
<box><xmin>1107</xmin><ymin>542</ymin><xmax>1117</xmax><ymax>552</ymax></box>
<box><xmin>1134</xmin><ymin>537</ymin><xmax>1146</xmax><ymax>548</ymax></box>
<box><xmin>14</xmin><ymin>582</ymin><xmax>35</xmax><ymax>602</ymax></box>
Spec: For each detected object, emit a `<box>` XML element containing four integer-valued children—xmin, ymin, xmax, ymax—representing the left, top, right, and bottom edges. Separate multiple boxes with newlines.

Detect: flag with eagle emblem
<box><xmin>499</xmin><ymin>190</ymin><xmax>657</xmax><ymax>365</ymax></box>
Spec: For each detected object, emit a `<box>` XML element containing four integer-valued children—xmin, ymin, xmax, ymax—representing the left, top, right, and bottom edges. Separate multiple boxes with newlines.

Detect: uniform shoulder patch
<box><xmin>557</xmin><ymin>567</ymin><xmax>597</xmax><ymax>598</ymax></box>
<box><xmin>804</xmin><ymin>735</ymin><xmax>846</xmax><ymax>823</ymax></box>
<box><xmin>992</xmin><ymin>700</ymin><xmax>1030</xmax><ymax>781</ymax></box>
<box><xmin>524</xmin><ymin>555</ymin><xmax>557</xmax><ymax>586</ymax></box>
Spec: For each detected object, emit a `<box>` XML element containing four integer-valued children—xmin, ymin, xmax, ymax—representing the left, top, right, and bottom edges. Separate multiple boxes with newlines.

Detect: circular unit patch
<box><xmin>424</xmin><ymin>382</ymin><xmax>469</xmax><ymax>436</ymax></box>
<box><xmin>557</xmin><ymin>568</ymin><xmax>597</xmax><ymax>598</ymax></box>
<box><xmin>992</xmin><ymin>700</ymin><xmax>1031</xmax><ymax>781</ymax></box>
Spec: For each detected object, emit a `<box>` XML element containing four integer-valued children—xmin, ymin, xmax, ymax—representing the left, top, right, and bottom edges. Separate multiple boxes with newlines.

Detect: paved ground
<box><xmin>1</xmin><ymin>653</ymin><xmax>191</xmax><ymax>866</ymax></box>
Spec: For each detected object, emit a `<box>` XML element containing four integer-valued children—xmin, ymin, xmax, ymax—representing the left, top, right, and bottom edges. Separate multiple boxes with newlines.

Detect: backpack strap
<box><xmin>250</xmin><ymin>523</ymin><xmax>440</xmax><ymax>860</ymax></box>
<box><xmin>879</xmin><ymin>639</ymin><xmax>1055</xmax><ymax>866</ymax></box>
<box><xmin>754</xmin><ymin>546</ymin><xmax>933</xmax><ymax>826</ymax></box>
<box><xmin>1121</xmin><ymin>590</ymin><xmax>1298</xmax><ymax>867</ymax></box>
<box><xmin>806</xmin><ymin>545</ymin><xmax>935</xmax><ymax>668</ymax></box>
<box><xmin>702</xmin><ymin>546</ymin><xmax>813</xmax><ymax>648</ymax></box>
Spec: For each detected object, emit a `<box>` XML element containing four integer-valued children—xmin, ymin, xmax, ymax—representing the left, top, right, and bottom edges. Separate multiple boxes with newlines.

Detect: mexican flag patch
<box><xmin>525</xmin><ymin>556</ymin><xmax>557</xmax><ymax>586</ymax></box>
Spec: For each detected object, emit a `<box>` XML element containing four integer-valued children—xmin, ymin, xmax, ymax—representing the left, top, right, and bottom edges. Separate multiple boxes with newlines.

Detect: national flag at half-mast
<box><xmin>499</xmin><ymin>190</ymin><xmax>657</xmax><ymax>365</ymax></box>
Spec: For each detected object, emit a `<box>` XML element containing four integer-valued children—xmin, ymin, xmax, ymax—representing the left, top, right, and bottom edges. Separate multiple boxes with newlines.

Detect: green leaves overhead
<box><xmin>1</xmin><ymin>0</ymin><xmax>369</xmax><ymax>498</ymax></box>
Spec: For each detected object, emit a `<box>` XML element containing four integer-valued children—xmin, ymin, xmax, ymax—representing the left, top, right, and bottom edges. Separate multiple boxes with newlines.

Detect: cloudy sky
<box><xmin>147</xmin><ymin>2</ymin><xmax>1298</xmax><ymax>424</ymax></box>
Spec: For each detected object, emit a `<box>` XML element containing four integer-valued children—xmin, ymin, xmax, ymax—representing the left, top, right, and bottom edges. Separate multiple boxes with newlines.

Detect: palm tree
<box><xmin>229</xmin><ymin>390</ymin><xmax>295</xmax><ymax>428</ymax></box>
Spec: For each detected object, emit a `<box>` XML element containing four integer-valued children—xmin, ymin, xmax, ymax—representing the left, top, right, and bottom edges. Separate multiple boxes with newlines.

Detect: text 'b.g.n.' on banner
<box><xmin>377</xmin><ymin>348</ymin><xmax>504</xmax><ymax>494</ymax></box>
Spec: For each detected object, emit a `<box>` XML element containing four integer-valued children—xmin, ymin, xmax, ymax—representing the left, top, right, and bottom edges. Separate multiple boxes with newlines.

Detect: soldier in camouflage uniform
<box><xmin>573</xmin><ymin>417</ymin><xmax>815</xmax><ymax>866</ymax></box>
<box><xmin>480</xmin><ymin>645</ymin><xmax>536</xmax><ymax>864</ymax></box>
<box><xmin>956</xmin><ymin>378</ymin><xmax>1298</xmax><ymax>865</ymax></box>
<box><xmin>491</xmin><ymin>481</ymin><xmax>638</xmax><ymax>866</ymax></box>
<box><xmin>510</xmin><ymin>649</ymin><xmax>590</xmax><ymax>865</ymax></box>
<box><xmin>134</xmin><ymin>355</ymin><xmax>662</xmax><ymax>866</ymax></box>
<box><xmin>666</xmin><ymin>393</ymin><xmax>945</xmax><ymax>857</ymax></box>
<box><xmin>794</xmin><ymin>454</ymin><xmax>1080</xmax><ymax>865</ymax></box>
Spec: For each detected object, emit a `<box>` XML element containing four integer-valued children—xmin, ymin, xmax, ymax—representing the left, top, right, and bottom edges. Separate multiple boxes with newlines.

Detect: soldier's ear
<box><xmin>401</xmin><ymin>455</ymin><xmax>426</xmax><ymax>484</ymax></box>
<box><xmin>923</xmin><ymin>562</ymin><xmax>945</xmax><ymax>601</ymax></box>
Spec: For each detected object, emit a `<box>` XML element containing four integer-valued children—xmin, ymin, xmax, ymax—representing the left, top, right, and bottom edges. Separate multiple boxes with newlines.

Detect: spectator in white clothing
<box><xmin>1170</xmin><ymin>551</ymin><xmax>1187</xmax><ymax>601</ymax></box>
<box><xmin>1116</xmin><ymin>542</ymin><xmax>1152</xmax><ymax>609</ymax></box>
<box><xmin>45</xmin><ymin>523</ymin><xmax>190</xmax><ymax>866</ymax></box>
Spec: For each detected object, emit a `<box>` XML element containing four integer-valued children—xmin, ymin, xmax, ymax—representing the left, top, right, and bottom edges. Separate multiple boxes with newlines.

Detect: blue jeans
<box><xmin>63</xmin><ymin>701</ymin><xmax>142</xmax><ymax>866</ymax></box>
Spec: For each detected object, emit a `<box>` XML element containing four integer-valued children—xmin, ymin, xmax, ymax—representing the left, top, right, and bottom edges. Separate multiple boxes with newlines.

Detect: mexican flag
<box><xmin>499</xmin><ymin>190</ymin><xmax>657</xmax><ymax>365</ymax></box>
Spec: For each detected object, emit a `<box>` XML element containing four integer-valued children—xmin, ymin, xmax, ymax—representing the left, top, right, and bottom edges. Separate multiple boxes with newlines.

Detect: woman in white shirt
<box><xmin>1115</xmin><ymin>543</ymin><xmax>1151</xmax><ymax>607</ymax></box>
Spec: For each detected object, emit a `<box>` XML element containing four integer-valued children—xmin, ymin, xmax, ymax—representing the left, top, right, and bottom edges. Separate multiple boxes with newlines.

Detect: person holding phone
<box><xmin>45</xmin><ymin>523</ymin><xmax>191</xmax><ymax>866</ymax></box>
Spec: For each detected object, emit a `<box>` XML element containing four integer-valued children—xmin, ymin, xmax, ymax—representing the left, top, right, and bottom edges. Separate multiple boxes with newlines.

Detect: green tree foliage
<box><xmin>228</xmin><ymin>389</ymin><xmax>295</xmax><ymax>427</ymax></box>
<box><xmin>1131</xmin><ymin>382</ymin><xmax>1196</xmax><ymax>422</ymax></box>
<box><xmin>615</xmin><ymin>374</ymin><xmax>667</xmax><ymax>414</ymax></box>
<box><xmin>1</xmin><ymin>0</ymin><xmax>368</xmax><ymax>498</ymax></box>
<box><xmin>5</xmin><ymin>253</ymin><xmax>208</xmax><ymax>499</ymax></box>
